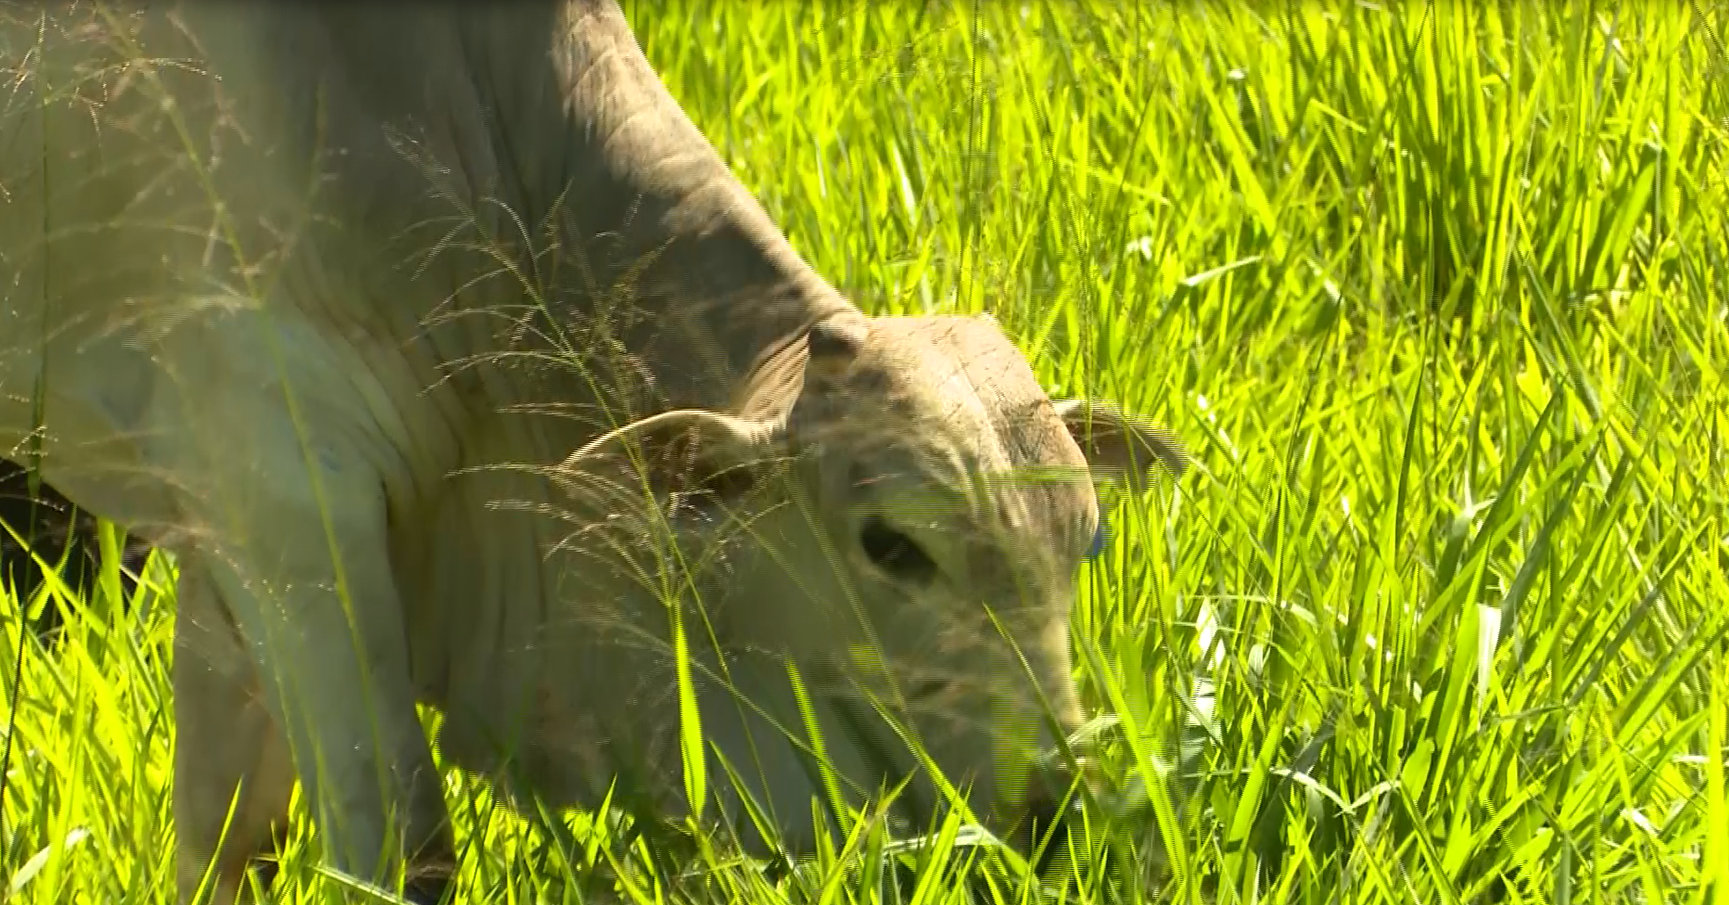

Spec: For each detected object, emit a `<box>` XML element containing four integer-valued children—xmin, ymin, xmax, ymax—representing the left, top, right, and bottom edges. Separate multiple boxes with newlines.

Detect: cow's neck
<box><xmin>185</xmin><ymin>0</ymin><xmax>852</xmax><ymax>414</ymax></box>
<box><xmin>534</xmin><ymin>0</ymin><xmax>854</xmax><ymax>412</ymax></box>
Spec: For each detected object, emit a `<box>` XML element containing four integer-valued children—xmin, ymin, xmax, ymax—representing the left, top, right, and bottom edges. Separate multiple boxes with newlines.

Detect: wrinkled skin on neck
<box><xmin>164</xmin><ymin>0</ymin><xmax>853</xmax><ymax>416</ymax></box>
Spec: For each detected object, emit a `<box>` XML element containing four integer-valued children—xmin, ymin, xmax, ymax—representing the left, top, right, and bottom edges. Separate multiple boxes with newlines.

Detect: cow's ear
<box><xmin>557</xmin><ymin>409</ymin><xmax>787</xmax><ymax>507</ymax></box>
<box><xmin>1052</xmin><ymin>399</ymin><xmax>1186</xmax><ymax>494</ymax></box>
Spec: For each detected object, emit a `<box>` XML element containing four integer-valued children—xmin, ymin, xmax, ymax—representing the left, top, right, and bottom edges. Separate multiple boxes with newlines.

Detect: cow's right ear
<box><xmin>555</xmin><ymin>409</ymin><xmax>787</xmax><ymax>506</ymax></box>
<box><xmin>1052</xmin><ymin>398</ymin><xmax>1187</xmax><ymax>495</ymax></box>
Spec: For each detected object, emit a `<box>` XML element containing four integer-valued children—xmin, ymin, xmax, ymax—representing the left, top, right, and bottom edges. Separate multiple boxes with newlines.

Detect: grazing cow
<box><xmin>0</xmin><ymin>2</ymin><xmax>1185</xmax><ymax>903</ymax></box>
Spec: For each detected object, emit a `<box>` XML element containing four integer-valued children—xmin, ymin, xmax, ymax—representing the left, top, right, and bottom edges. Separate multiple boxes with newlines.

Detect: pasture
<box><xmin>3</xmin><ymin>1</ymin><xmax>1726</xmax><ymax>902</ymax></box>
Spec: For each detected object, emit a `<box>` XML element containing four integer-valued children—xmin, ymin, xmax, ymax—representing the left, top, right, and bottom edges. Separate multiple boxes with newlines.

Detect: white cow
<box><xmin>0</xmin><ymin>2</ymin><xmax>1185</xmax><ymax>902</ymax></box>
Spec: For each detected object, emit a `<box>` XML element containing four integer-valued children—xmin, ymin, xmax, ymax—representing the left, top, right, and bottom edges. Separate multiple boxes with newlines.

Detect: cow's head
<box><xmin>527</xmin><ymin>311</ymin><xmax>1184</xmax><ymax>859</ymax></box>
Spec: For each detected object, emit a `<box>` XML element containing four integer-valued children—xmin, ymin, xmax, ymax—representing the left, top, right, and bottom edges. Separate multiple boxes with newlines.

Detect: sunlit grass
<box><xmin>4</xmin><ymin>0</ymin><xmax>1727</xmax><ymax>902</ymax></box>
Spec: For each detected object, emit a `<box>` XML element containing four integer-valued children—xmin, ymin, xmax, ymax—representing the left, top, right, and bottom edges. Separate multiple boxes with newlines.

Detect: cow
<box><xmin>0</xmin><ymin>2</ymin><xmax>1186</xmax><ymax>903</ymax></box>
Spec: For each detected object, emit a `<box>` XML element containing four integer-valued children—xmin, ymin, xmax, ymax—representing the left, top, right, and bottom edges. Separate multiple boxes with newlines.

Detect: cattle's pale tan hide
<box><xmin>0</xmin><ymin>2</ymin><xmax>1185</xmax><ymax>902</ymax></box>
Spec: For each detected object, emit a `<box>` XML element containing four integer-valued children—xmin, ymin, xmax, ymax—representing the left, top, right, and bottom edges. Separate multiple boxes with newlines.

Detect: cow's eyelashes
<box><xmin>859</xmin><ymin>516</ymin><xmax>938</xmax><ymax>585</ymax></box>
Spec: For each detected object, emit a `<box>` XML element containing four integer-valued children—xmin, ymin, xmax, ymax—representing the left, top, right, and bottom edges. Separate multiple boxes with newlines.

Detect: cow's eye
<box><xmin>859</xmin><ymin>516</ymin><xmax>938</xmax><ymax>585</ymax></box>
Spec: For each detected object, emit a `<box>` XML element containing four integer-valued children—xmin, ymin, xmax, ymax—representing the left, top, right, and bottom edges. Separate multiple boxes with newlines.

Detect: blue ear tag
<box><xmin>1085</xmin><ymin>520</ymin><xmax>1111</xmax><ymax>560</ymax></box>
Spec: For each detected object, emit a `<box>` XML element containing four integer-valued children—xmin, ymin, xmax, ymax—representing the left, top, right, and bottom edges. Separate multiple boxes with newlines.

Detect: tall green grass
<box><xmin>4</xmin><ymin>1</ymin><xmax>1726</xmax><ymax>902</ymax></box>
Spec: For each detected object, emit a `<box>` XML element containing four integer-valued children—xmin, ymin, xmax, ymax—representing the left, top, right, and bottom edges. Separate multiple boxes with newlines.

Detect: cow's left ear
<box><xmin>1052</xmin><ymin>399</ymin><xmax>1187</xmax><ymax>494</ymax></box>
<box><xmin>557</xmin><ymin>409</ymin><xmax>787</xmax><ymax>506</ymax></box>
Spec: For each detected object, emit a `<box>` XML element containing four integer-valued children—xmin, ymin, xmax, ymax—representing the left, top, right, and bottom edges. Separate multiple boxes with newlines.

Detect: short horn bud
<box><xmin>805</xmin><ymin>316</ymin><xmax>868</xmax><ymax>363</ymax></box>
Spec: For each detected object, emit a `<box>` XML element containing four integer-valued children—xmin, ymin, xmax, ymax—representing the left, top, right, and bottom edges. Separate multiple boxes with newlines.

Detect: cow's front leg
<box><xmin>195</xmin><ymin>492</ymin><xmax>454</xmax><ymax>902</ymax></box>
<box><xmin>167</xmin><ymin>424</ymin><xmax>454</xmax><ymax>904</ymax></box>
<box><xmin>173</xmin><ymin>556</ymin><xmax>295</xmax><ymax>905</ymax></box>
